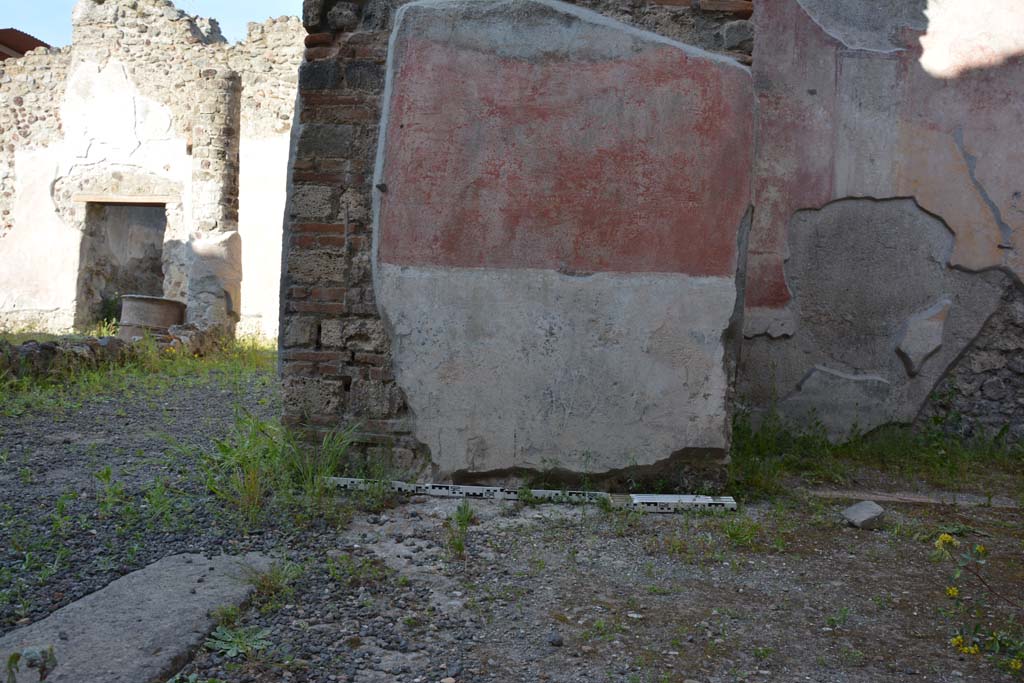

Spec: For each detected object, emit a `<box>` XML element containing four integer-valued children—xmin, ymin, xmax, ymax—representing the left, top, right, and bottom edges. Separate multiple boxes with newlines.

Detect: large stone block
<box><xmin>373</xmin><ymin>0</ymin><xmax>753</xmax><ymax>481</ymax></box>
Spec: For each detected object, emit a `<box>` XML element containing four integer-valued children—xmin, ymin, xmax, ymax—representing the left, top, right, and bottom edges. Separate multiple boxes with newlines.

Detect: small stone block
<box><xmin>842</xmin><ymin>500</ymin><xmax>886</xmax><ymax>529</ymax></box>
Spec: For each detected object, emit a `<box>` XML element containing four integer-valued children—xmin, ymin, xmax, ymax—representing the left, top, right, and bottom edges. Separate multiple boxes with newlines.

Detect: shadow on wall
<box><xmin>738</xmin><ymin>0</ymin><xmax>1024</xmax><ymax>440</ymax></box>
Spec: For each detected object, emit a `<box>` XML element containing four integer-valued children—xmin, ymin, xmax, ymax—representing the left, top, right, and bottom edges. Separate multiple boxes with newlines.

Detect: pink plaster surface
<box><xmin>379</xmin><ymin>37</ymin><xmax>752</xmax><ymax>277</ymax></box>
<box><xmin>746</xmin><ymin>0</ymin><xmax>1024</xmax><ymax>313</ymax></box>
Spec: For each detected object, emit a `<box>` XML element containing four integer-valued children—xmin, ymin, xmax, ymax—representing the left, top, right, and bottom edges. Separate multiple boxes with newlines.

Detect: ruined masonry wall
<box><xmin>231</xmin><ymin>22</ymin><xmax>305</xmax><ymax>139</ymax></box>
<box><xmin>918</xmin><ymin>286</ymin><xmax>1024</xmax><ymax>443</ymax></box>
<box><xmin>737</xmin><ymin>0</ymin><xmax>1024</xmax><ymax>443</ymax></box>
<box><xmin>232</xmin><ymin>19</ymin><xmax>306</xmax><ymax>338</ymax></box>
<box><xmin>0</xmin><ymin>49</ymin><xmax>70</xmax><ymax>238</ymax></box>
<box><xmin>285</xmin><ymin>0</ymin><xmax>1024</xmax><ymax>472</ymax></box>
<box><xmin>0</xmin><ymin>0</ymin><xmax>304</xmax><ymax>338</ymax></box>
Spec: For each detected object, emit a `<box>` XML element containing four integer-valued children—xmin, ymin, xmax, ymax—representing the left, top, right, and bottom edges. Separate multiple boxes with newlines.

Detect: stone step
<box><xmin>0</xmin><ymin>552</ymin><xmax>271</xmax><ymax>683</ymax></box>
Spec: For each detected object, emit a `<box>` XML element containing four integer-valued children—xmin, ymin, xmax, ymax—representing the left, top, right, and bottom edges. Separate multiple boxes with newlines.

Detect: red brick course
<box><xmin>281</xmin><ymin>4</ymin><xmax>423</xmax><ymax>469</ymax></box>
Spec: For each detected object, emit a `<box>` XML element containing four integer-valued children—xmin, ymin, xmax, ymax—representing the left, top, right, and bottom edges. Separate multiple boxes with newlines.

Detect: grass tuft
<box><xmin>0</xmin><ymin>336</ymin><xmax>277</xmax><ymax>417</ymax></box>
<box><xmin>201</xmin><ymin>413</ymin><xmax>358</xmax><ymax>527</ymax></box>
<box><xmin>243</xmin><ymin>561</ymin><xmax>302</xmax><ymax>611</ymax></box>
<box><xmin>728</xmin><ymin>410</ymin><xmax>1023</xmax><ymax>501</ymax></box>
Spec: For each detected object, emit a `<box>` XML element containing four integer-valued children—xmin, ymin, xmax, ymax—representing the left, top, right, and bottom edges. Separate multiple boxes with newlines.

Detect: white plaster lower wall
<box><xmin>237</xmin><ymin>134</ymin><xmax>289</xmax><ymax>339</ymax></box>
<box><xmin>377</xmin><ymin>265</ymin><xmax>736</xmax><ymax>477</ymax></box>
<box><xmin>0</xmin><ymin>146</ymin><xmax>80</xmax><ymax>331</ymax></box>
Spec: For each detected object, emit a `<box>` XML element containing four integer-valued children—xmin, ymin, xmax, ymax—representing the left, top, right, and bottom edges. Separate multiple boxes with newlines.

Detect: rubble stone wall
<box><xmin>0</xmin><ymin>0</ymin><xmax>304</xmax><ymax>339</ymax></box>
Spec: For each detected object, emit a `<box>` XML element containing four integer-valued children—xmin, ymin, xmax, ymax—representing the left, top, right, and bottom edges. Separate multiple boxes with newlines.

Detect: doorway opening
<box><xmin>74</xmin><ymin>202</ymin><xmax>167</xmax><ymax>328</ymax></box>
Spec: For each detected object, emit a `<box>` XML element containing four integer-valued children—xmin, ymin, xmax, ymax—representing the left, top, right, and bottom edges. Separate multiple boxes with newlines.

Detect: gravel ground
<box><xmin>1</xmin><ymin>361</ymin><xmax>1022</xmax><ymax>683</ymax></box>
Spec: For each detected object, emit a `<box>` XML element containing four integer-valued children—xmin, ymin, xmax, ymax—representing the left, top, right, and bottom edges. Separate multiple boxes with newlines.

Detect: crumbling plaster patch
<box><xmin>739</xmin><ymin>0</ymin><xmax>1024</xmax><ymax>438</ymax></box>
<box><xmin>744</xmin><ymin>0</ymin><xmax>1024</xmax><ymax>328</ymax></box>
<box><xmin>739</xmin><ymin>198</ymin><xmax>1009</xmax><ymax>440</ymax></box>
<box><xmin>897</xmin><ymin>298</ymin><xmax>951</xmax><ymax>378</ymax></box>
<box><xmin>795</xmin><ymin>0</ymin><xmax>927</xmax><ymax>53</ymax></box>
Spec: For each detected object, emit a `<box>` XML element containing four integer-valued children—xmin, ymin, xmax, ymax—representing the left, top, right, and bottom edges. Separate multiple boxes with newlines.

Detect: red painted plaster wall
<box><xmin>378</xmin><ymin>39</ymin><xmax>752</xmax><ymax>277</ymax></box>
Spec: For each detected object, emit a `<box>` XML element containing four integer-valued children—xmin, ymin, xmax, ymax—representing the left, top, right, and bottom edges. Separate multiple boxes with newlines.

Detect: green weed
<box><xmin>142</xmin><ymin>479</ymin><xmax>176</xmax><ymax>528</ymax></box>
<box><xmin>201</xmin><ymin>413</ymin><xmax>357</xmax><ymax>527</ymax></box>
<box><xmin>167</xmin><ymin>673</ymin><xmax>226</xmax><ymax>683</ymax></box>
<box><xmin>210</xmin><ymin>605</ymin><xmax>241</xmax><ymax>627</ymax></box>
<box><xmin>5</xmin><ymin>647</ymin><xmax>57</xmax><ymax>683</ymax></box>
<box><xmin>721</xmin><ymin>515</ymin><xmax>762</xmax><ymax>549</ymax></box>
<box><xmin>50</xmin><ymin>492</ymin><xmax>77</xmax><ymax>537</ymax></box>
<box><xmin>204</xmin><ymin>625</ymin><xmax>272</xmax><ymax>660</ymax></box>
<box><xmin>243</xmin><ymin>561</ymin><xmax>302</xmax><ymax>611</ymax></box>
<box><xmin>0</xmin><ymin>337</ymin><xmax>275</xmax><ymax>417</ymax></box>
<box><xmin>327</xmin><ymin>554</ymin><xmax>391</xmax><ymax>588</ymax></box>
<box><xmin>94</xmin><ymin>466</ymin><xmax>126</xmax><ymax>518</ymax></box>
<box><xmin>826</xmin><ymin>607</ymin><xmax>851</xmax><ymax>629</ymax></box>
<box><xmin>444</xmin><ymin>501</ymin><xmax>475</xmax><ymax>559</ymax></box>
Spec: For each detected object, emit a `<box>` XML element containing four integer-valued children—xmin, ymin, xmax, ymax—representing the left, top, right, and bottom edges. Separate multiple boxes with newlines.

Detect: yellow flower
<box><xmin>946</xmin><ymin>586</ymin><xmax>960</xmax><ymax>598</ymax></box>
<box><xmin>1009</xmin><ymin>658</ymin><xmax>1022</xmax><ymax>671</ymax></box>
<box><xmin>935</xmin><ymin>533</ymin><xmax>960</xmax><ymax>550</ymax></box>
<box><xmin>975</xmin><ymin>544</ymin><xmax>986</xmax><ymax>556</ymax></box>
<box><xmin>960</xmin><ymin>645</ymin><xmax>980</xmax><ymax>656</ymax></box>
<box><xmin>950</xmin><ymin>635</ymin><xmax>964</xmax><ymax>648</ymax></box>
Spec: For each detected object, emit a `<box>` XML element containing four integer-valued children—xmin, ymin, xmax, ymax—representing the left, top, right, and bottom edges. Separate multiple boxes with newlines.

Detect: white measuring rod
<box><xmin>327</xmin><ymin>477</ymin><xmax>737</xmax><ymax>512</ymax></box>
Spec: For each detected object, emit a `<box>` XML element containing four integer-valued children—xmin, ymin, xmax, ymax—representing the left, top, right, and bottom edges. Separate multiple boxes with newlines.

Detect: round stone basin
<box><xmin>118</xmin><ymin>295</ymin><xmax>186</xmax><ymax>340</ymax></box>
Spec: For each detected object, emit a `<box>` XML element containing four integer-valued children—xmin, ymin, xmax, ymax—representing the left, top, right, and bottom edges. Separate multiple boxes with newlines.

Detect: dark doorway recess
<box><xmin>74</xmin><ymin>203</ymin><xmax>167</xmax><ymax>328</ymax></box>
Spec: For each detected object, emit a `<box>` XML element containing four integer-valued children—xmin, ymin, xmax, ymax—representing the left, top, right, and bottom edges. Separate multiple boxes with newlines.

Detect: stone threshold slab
<box><xmin>0</xmin><ymin>552</ymin><xmax>271</xmax><ymax>683</ymax></box>
<box><xmin>810</xmin><ymin>489</ymin><xmax>1018</xmax><ymax>509</ymax></box>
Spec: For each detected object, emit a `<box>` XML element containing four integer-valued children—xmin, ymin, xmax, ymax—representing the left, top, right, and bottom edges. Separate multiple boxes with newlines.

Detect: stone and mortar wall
<box><xmin>282</xmin><ymin>0</ymin><xmax>747</xmax><ymax>483</ymax></box>
<box><xmin>0</xmin><ymin>0</ymin><xmax>304</xmax><ymax>339</ymax></box>
<box><xmin>919</xmin><ymin>285</ymin><xmax>1024</xmax><ymax>443</ymax></box>
<box><xmin>232</xmin><ymin>18</ymin><xmax>306</xmax><ymax>339</ymax></box>
<box><xmin>0</xmin><ymin>49</ymin><xmax>70</xmax><ymax>240</ymax></box>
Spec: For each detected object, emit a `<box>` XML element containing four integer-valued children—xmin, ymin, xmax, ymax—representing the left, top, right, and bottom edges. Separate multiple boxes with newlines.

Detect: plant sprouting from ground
<box><xmin>728</xmin><ymin>409</ymin><xmax>1023</xmax><ymax>501</ymax></box>
<box><xmin>5</xmin><ymin>647</ymin><xmax>57</xmax><ymax>683</ymax></box>
<box><xmin>282</xmin><ymin>424</ymin><xmax>357</xmax><ymax>518</ymax></box>
<box><xmin>454</xmin><ymin>499</ymin><xmax>476</xmax><ymax>529</ymax></box>
<box><xmin>721</xmin><ymin>515</ymin><xmax>762</xmax><ymax>549</ymax></box>
<box><xmin>444</xmin><ymin>500</ymin><xmax>476</xmax><ymax>559</ymax></box>
<box><xmin>50</xmin><ymin>492</ymin><xmax>77</xmax><ymax>537</ymax></box>
<box><xmin>202</xmin><ymin>414</ymin><xmax>281</xmax><ymax>525</ymax></box>
<box><xmin>167</xmin><ymin>674</ymin><xmax>226</xmax><ymax>683</ymax></box>
<box><xmin>933</xmin><ymin>532</ymin><xmax>1023</xmax><ymax>673</ymax></box>
<box><xmin>327</xmin><ymin>553</ymin><xmax>391</xmax><ymax>588</ymax></box>
<box><xmin>203</xmin><ymin>625</ymin><xmax>272</xmax><ymax>660</ymax></box>
<box><xmin>201</xmin><ymin>413</ymin><xmax>356</xmax><ymax>527</ymax></box>
<box><xmin>826</xmin><ymin>607</ymin><xmax>851</xmax><ymax>629</ymax></box>
<box><xmin>242</xmin><ymin>561</ymin><xmax>302</xmax><ymax>611</ymax></box>
<box><xmin>94</xmin><ymin>466</ymin><xmax>126</xmax><ymax>518</ymax></box>
<box><xmin>210</xmin><ymin>605</ymin><xmax>240</xmax><ymax>628</ymax></box>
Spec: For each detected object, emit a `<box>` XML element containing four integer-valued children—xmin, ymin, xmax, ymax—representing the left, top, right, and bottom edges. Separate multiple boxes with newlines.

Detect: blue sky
<box><xmin>4</xmin><ymin>0</ymin><xmax>301</xmax><ymax>47</ymax></box>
